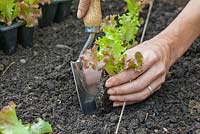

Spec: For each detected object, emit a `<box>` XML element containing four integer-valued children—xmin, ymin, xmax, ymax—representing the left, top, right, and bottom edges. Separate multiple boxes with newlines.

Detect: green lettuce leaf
<box><xmin>0</xmin><ymin>102</ymin><xmax>52</xmax><ymax>134</ymax></box>
<box><xmin>0</xmin><ymin>0</ymin><xmax>20</xmax><ymax>25</ymax></box>
<box><xmin>81</xmin><ymin>0</ymin><xmax>150</xmax><ymax>76</ymax></box>
<box><xmin>30</xmin><ymin>118</ymin><xmax>52</xmax><ymax>134</ymax></box>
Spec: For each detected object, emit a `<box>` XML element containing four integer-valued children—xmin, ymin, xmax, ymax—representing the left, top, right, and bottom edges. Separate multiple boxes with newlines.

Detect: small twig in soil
<box><xmin>102</xmin><ymin>125</ymin><xmax>108</xmax><ymax>133</ymax></box>
<box><xmin>56</xmin><ymin>44</ymin><xmax>74</xmax><ymax>51</ymax></box>
<box><xmin>145</xmin><ymin>113</ymin><xmax>149</xmax><ymax>121</ymax></box>
<box><xmin>140</xmin><ymin>0</ymin><xmax>154</xmax><ymax>43</ymax></box>
<box><xmin>115</xmin><ymin>102</ymin><xmax>126</xmax><ymax>134</ymax></box>
<box><xmin>1</xmin><ymin>62</ymin><xmax>15</xmax><ymax>78</ymax></box>
<box><xmin>114</xmin><ymin>1</ymin><xmax>154</xmax><ymax>133</ymax></box>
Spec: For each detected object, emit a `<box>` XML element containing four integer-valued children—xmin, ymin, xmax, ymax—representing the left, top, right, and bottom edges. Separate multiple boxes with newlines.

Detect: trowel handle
<box><xmin>83</xmin><ymin>0</ymin><xmax>102</xmax><ymax>27</ymax></box>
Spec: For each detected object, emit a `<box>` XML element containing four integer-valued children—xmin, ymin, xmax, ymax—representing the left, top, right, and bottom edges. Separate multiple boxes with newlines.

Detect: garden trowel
<box><xmin>71</xmin><ymin>0</ymin><xmax>102</xmax><ymax>114</ymax></box>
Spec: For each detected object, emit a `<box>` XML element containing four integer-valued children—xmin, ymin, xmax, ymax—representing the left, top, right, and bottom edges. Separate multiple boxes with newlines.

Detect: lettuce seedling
<box><xmin>0</xmin><ymin>0</ymin><xmax>51</xmax><ymax>27</ymax></box>
<box><xmin>0</xmin><ymin>0</ymin><xmax>20</xmax><ymax>25</ymax></box>
<box><xmin>0</xmin><ymin>101</ymin><xmax>52</xmax><ymax>134</ymax></box>
<box><xmin>38</xmin><ymin>0</ymin><xmax>51</xmax><ymax>5</ymax></box>
<box><xmin>81</xmin><ymin>0</ymin><xmax>150</xmax><ymax>76</ymax></box>
<box><xmin>17</xmin><ymin>0</ymin><xmax>51</xmax><ymax>27</ymax></box>
<box><xmin>17</xmin><ymin>0</ymin><xmax>44</xmax><ymax>27</ymax></box>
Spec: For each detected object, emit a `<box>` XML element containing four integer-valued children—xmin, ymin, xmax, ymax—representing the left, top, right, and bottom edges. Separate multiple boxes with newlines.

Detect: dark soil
<box><xmin>96</xmin><ymin>71</ymin><xmax>113</xmax><ymax>114</ymax></box>
<box><xmin>0</xmin><ymin>0</ymin><xmax>200</xmax><ymax>133</ymax></box>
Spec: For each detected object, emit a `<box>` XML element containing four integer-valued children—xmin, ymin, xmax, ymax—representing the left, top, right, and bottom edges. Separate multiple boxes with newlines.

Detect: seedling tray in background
<box><xmin>0</xmin><ymin>21</ymin><xmax>36</xmax><ymax>55</ymax></box>
<box><xmin>39</xmin><ymin>0</ymin><xmax>72</xmax><ymax>28</ymax></box>
<box><xmin>18</xmin><ymin>26</ymin><xmax>35</xmax><ymax>48</ymax></box>
<box><xmin>54</xmin><ymin>0</ymin><xmax>72</xmax><ymax>23</ymax></box>
<box><xmin>0</xmin><ymin>22</ymin><xmax>24</xmax><ymax>55</ymax></box>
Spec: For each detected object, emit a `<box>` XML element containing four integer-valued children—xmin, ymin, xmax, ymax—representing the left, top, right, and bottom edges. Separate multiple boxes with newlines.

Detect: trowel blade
<box><xmin>71</xmin><ymin>61</ymin><xmax>101</xmax><ymax>114</ymax></box>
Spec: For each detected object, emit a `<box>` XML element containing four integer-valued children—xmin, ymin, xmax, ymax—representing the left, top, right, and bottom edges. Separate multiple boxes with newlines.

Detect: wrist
<box><xmin>152</xmin><ymin>0</ymin><xmax>200</xmax><ymax>68</ymax></box>
<box><xmin>152</xmin><ymin>33</ymin><xmax>179</xmax><ymax>68</ymax></box>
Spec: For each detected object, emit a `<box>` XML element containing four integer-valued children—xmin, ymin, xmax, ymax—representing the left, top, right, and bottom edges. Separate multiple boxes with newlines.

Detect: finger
<box><xmin>105</xmin><ymin>48</ymin><xmax>158</xmax><ymax>88</ymax></box>
<box><xmin>146</xmin><ymin>76</ymin><xmax>163</xmax><ymax>95</ymax></box>
<box><xmin>77</xmin><ymin>0</ymin><xmax>91</xmax><ymax>18</ymax></box>
<box><xmin>109</xmin><ymin>75</ymin><xmax>164</xmax><ymax>102</ymax></box>
<box><xmin>113</xmin><ymin>101</ymin><xmax>138</xmax><ymax>107</ymax></box>
<box><xmin>107</xmin><ymin>63</ymin><xmax>164</xmax><ymax>95</ymax></box>
<box><xmin>109</xmin><ymin>88</ymin><xmax>150</xmax><ymax>102</ymax></box>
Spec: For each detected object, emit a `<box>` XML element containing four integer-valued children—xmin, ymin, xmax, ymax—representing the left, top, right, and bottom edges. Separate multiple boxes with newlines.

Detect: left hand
<box><xmin>105</xmin><ymin>36</ymin><xmax>173</xmax><ymax>107</ymax></box>
<box><xmin>77</xmin><ymin>0</ymin><xmax>91</xmax><ymax>18</ymax></box>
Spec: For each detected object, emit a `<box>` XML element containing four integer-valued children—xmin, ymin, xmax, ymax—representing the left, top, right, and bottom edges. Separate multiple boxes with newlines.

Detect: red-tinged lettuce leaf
<box><xmin>17</xmin><ymin>1</ymin><xmax>41</xmax><ymax>27</ymax></box>
<box><xmin>0</xmin><ymin>102</ymin><xmax>30</xmax><ymax>134</ymax></box>
<box><xmin>139</xmin><ymin>0</ymin><xmax>153</xmax><ymax>5</ymax></box>
<box><xmin>124</xmin><ymin>51</ymin><xmax>144</xmax><ymax>72</ymax></box>
<box><xmin>81</xmin><ymin>0</ymin><xmax>145</xmax><ymax>76</ymax></box>
<box><xmin>23</xmin><ymin>0</ymin><xmax>39</xmax><ymax>5</ymax></box>
<box><xmin>81</xmin><ymin>45</ymin><xmax>99</xmax><ymax>69</ymax></box>
<box><xmin>21</xmin><ymin>0</ymin><xmax>51</xmax><ymax>5</ymax></box>
<box><xmin>0</xmin><ymin>102</ymin><xmax>52</xmax><ymax>134</ymax></box>
<box><xmin>81</xmin><ymin>45</ymin><xmax>106</xmax><ymax>70</ymax></box>
<box><xmin>38</xmin><ymin>0</ymin><xmax>51</xmax><ymax>5</ymax></box>
<box><xmin>135</xmin><ymin>51</ymin><xmax>143</xmax><ymax>69</ymax></box>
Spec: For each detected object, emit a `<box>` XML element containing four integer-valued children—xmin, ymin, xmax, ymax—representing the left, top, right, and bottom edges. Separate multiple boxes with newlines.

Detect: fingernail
<box><xmin>109</xmin><ymin>96</ymin><xmax>114</xmax><ymax>101</ymax></box>
<box><xmin>77</xmin><ymin>10</ymin><xmax>82</xmax><ymax>18</ymax></box>
<box><xmin>107</xmin><ymin>89</ymin><xmax>113</xmax><ymax>95</ymax></box>
<box><xmin>113</xmin><ymin>103</ymin><xmax>121</xmax><ymax>107</ymax></box>
<box><xmin>105</xmin><ymin>79</ymin><xmax>112</xmax><ymax>87</ymax></box>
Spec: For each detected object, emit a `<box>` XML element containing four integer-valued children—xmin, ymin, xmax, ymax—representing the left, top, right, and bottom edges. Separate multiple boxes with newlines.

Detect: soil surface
<box><xmin>0</xmin><ymin>0</ymin><xmax>200</xmax><ymax>134</ymax></box>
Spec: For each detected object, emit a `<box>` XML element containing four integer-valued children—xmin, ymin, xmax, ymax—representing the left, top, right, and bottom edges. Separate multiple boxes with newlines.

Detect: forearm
<box><xmin>155</xmin><ymin>0</ymin><xmax>200</xmax><ymax>65</ymax></box>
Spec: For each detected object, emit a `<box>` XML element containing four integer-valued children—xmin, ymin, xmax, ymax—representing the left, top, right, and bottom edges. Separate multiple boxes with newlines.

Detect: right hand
<box><xmin>105</xmin><ymin>36</ymin><xmax>174</xmax><ymax>107</ymax></box>
<box><xmin>77</xmin><ymin>0</ymin><xmax>91</xmax><ymax>18</ymax></box>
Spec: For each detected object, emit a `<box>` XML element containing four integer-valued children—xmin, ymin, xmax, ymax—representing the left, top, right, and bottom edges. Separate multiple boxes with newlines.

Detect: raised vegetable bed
<box><xmin>0</xmin><ymin>0</ymin><xmax>199</xmax><ymax>134</ymax></box>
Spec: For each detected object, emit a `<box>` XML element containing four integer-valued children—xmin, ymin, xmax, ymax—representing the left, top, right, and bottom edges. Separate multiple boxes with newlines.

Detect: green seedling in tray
<box><xmin>0</xmin><ymin>0</ymin><xmax>20</xmax><ymax>25</ymax></box>
<box><xmin>0</xmin><ymin>0</ymin><xmax>51</xmax><ymax>27</ymax></box>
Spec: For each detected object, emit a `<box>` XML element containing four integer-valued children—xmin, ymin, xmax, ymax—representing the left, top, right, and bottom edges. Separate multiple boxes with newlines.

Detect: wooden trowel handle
<box><xmin>83</xmin><ymin>0</ymin><xmax>102</xmax><ymax>27</ymax></box>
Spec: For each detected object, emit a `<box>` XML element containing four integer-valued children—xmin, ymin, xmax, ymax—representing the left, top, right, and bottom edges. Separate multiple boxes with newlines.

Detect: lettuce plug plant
<box><xmin>0</xmin><ymin>0</ymin><xmax>51</xmax><ymax>27</ymax></box>
<box><xmin>81</xmin><ymin>0</ymin><xmax>151</xmax><ymax>76</ymax></box>
<box><xmin>17</xmin><ymin>0</ymin><xmax>51</xmax><ymax>27</ymax></box>
<box><xmin>0</xmin><ymin>101</ymin><xmax>52</xmax><ymax>134</ymax></box>
<box><xmin>0</xmin><ymin>0</ymin><xmax>20</xmax><ymax>25</ymax></box>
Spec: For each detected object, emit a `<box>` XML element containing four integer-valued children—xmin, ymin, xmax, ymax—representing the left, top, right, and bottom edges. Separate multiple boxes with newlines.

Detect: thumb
<box><xmin>77</xmin><ymin>0</ymin><xmax>91</xmax><ymax>18</ymax></box>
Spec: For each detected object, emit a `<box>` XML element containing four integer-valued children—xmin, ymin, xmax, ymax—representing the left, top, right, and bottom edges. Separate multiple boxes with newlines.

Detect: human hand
<box><xmin>105</xmin><ymin>36</ymin><xmax>174</xmax><ymax>107</ymax></box>
<box><xmin>77</xmin><ymin>0</ymin><xmax>91</xmax><ymax>18</ymax></box>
